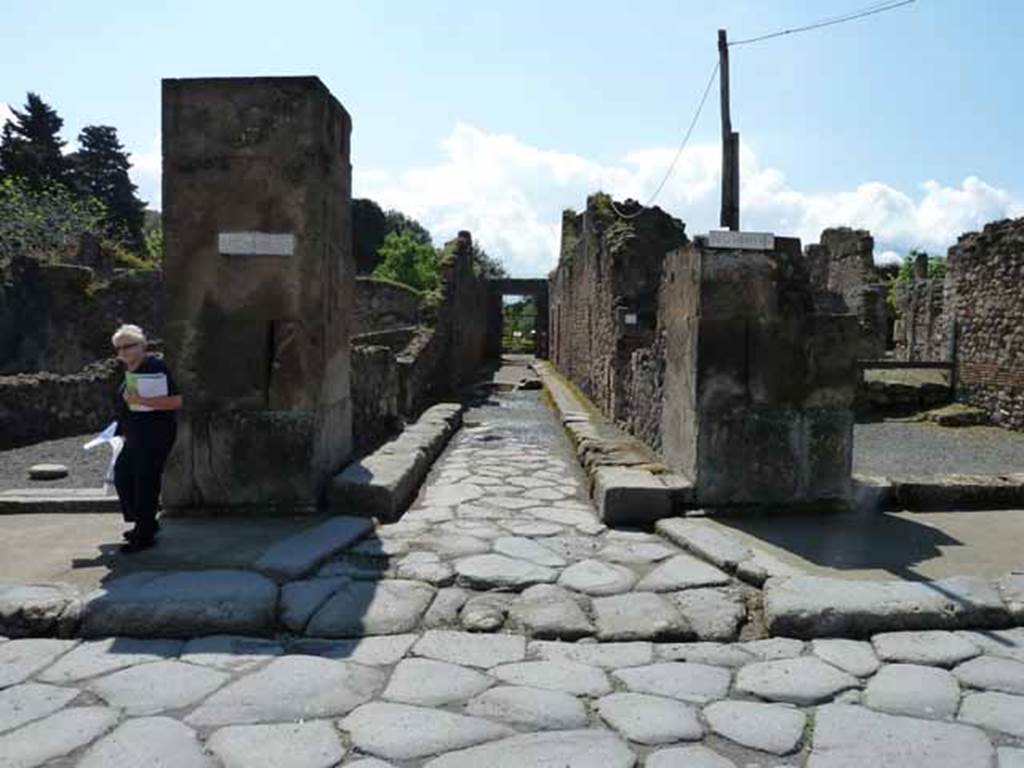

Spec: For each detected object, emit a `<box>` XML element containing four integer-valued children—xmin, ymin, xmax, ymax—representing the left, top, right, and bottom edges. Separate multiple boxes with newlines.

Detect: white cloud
<box><xmin>0</xmin><ymin>102</ymin><xmax>13</xmax><ymax>129</ymax></box>
<box><xmin>128</xmin><ymin>134</ymin><xmax>161</xmax><ymax>209</ymax></box>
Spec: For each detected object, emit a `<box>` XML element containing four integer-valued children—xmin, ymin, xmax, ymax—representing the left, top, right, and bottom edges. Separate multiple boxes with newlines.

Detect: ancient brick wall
<box><xmin>549</xmin><ymin>194</ymin><xmax>686</xmax><ymax>425</ymax></box>
<box><xmin>894</xmin><ymin>279</ymin><xmax>947</xmax><ymax>361</ymax></box>
<box><xmin>946</xmin><ymin>217</ymin><xmax>1024</xmax><ymax>429</ymax></box>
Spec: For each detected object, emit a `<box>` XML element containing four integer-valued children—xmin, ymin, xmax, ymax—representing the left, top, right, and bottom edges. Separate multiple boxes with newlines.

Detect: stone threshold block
<box><xmin>854</xmin><ymin>473</ymin><xmax>1024</xmax><ymax>512</ymax></box>
<box><xmin>765</xmin><ymin>574</ymin><xmax>1013</xmax><ymax>639</ymax></box>
<box><xmin>593</xmin><ymin>467</ymin><xmax>691</xmax><ymax>527</ymax></box>
<box><xmin>0</xmin><ymin>488</ymin><xmax>121</xmax><ymax>515</ymax></box>
<box><xmin>328</xmin><ymin>403</ymin><xmax>463</xmax><ymax>522</ymax></box>
<box><xmin>0</xmin><ymin>583</ymin><xmax>82</xmax><ymax>638</ymax></box>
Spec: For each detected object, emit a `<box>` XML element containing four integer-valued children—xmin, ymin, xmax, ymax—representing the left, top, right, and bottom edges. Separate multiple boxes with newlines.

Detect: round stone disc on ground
<box><xmin>28</xmin><ymin>463</ymin><xmax>68</xmax><ymax>480</ymax></box>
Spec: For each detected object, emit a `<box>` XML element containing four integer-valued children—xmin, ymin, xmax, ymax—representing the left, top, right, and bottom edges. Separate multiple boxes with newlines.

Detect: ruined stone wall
<box><xmin>946</xmin><ymin>217</ymin><xmax>1024</xmax><ymax>429</ymax></box>
<box><xmin>626</xmin><ymin>343</ymin><xmax>665</xmax><ymax>452</ymax></box>
<box><xmin>0</xmin><ymin>256</ymin><xmax>163</xmax><ymax>375</ymax></box>
<box><xmin>894</xmin><ymin>279</ymin><xmax>947</xmax><ymax>361</ymax></box>
<box><xmin>353</xmin><ymin>276</ymin><xmax>421</xmax><ymax>336</ymax></box>
<box><xmin>549</xmin><ymin>195</ymin><xmax>686</xmax><ymax>425</ymax></box>
<box><xmin>351</xmin><ymin>344</ymin><xmax>401</xmax><ymax>453</ymax></box>
<box><xmin>805</xmin><ymin>228</ymin><xmax>889</xmax><ymax>357</ymax></box>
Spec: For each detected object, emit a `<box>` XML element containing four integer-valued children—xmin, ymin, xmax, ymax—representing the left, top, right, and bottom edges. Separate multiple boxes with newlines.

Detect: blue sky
<box><xmin>2</xmin><ymin>0</ymin><xmax>1021</xmax><ymax>275</ymax></box>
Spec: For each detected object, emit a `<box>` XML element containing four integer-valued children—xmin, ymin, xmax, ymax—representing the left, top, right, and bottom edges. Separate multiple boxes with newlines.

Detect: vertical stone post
<box><xmin>161</xmin><ymin>77</ymin><xmax>353</xmax><ymax>511</ymax></box>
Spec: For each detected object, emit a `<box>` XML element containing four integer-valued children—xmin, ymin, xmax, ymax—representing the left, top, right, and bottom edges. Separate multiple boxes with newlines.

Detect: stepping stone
<box><xmin>305</xmin><ymin>579</ymin><xmax>435</xmax><ymax>636</ymax></box>
<box><xmin>597</xmin><ymin>692</ymin><xmax>704</xmax><ymax>744</ymax></box>
<box><xmin>413</xmin><ymin>630</ymin><xmax>525</xmax><ymax>668</ymax></box>
<box><xmin>254</xmin><ymin>517</ymin><xmax>372</xmax><ymax>581</ymax></box>
<box><xmin>77</xmin><ymin>716</ymin><xmax>215</xmax><ymax>768</ymax></box>
<box><xmin>89</xmin><ymin>659</ymin><xmax>228</xmax><ymax>715</ymax></box>
<box><xmin>422</xmin><ymin>729</ymin><xmax>635</xmax><ymax>768</ymax></box>
<box><xmin>0</xmin><ymin>682</ymin><xmax>79</xmax><ymax>735</ymax></box>
<box><xmin>466</xmin><ymin>686</ymin><xmax>588</xmax><ymax>730</ymax></box>
<box><xmin>508</xmin><ymin>585</ymin><xmax>593</xmax><ymax>639</ymax></box>
<box><xmin>395</xmin><ymin>552</ymin><xmax>456</xmax><ymax>586</ymax></box>
<box><xmin>180</xmin><ymin>635</ymin><xmax>282</xmax><ymax>673</ymax></box>
<box><xmin>28</xmin><ymin>463</ymin><xmax>68</xmax><ymax>480</ymax></box>
<box><xmin>704</xmin><ymin>700</ymin><xmax>806</xmax><ymax>755</ymax></box>
<box><xmin>656</xmin><ymin>642</ymin><xmax>755</xmax><ymax>668</ymax></box>
<box><xmin>736</xmin><ymin>658</ymin><xmax>858</xmax><ymax>705</ymax></box>
<box><xmin>872</xmin><ymin>631</ymin><xmax>981</xmax><ymax>667</ymax></box>
<box><xmin>81</xmin><ymin>570</ymin><xmax>278</xmax><ymax>638</ymax></box>
<box><xmin>811</xmin><ymin>639</ymin><xmax>880</xmax><ymax>677</ymax></box>
<box><xmin>290</xmin><ymin>634</ymin><xmax>417</xmax><ymax>666</ymax></box>
<box><xmin>592</xmin><ymin>592</ymin><xmax>691</xmax><ymax>641</ymax></box>
<box><xmin>958</xmin><ymin>691</ymin><xmax>1024</xmax><ymax>738</ymax></box>
<box><xmin>460</xmin><ymin>593</ymin><xmax>511</xmax><ymax>631</ymax></box>
<box><xmin>383</xmin><ymin>658</ymin><xmax>493</xmax><ymax>706</ymax></box>
<box><xmin>36</xmin><ymin>637</ymin><xmax>181</xmax><ymax>684</ymax></box>
<box><xmin>954</xmin><ymin>655</ymin><xmax>1024</xmax><ymax>695</ymax></box>
<box><xmin>0</xmin><ymin>706</ymin><xmax>119</xmax><ymax>767</ymax></box>
<box><xmin>739</xmin><ymin>637</ymin><xmax>806</xmax><ymax>660</ymax></box>
<box><xmin>529</xmin><ymin>640</ymin><xmax>653</xmax><ymax>669</ymax></box>
<box><xmin>669</xmin><ymin>588</ymin><xmax>745</xmax><ymax>642</ymax></box>
<box><xmin>491</xmin><ymin>660</ymin><xmax>611</xmax><ymax>696</ymax></box>
<box><xmin>865</xmin><ymin>664</ymin><xmax>960</xmax><ymax>719</ymax></box>
<box><xmin>186</xmin><ymin>656</ymin><xmax>384</xmax><ymax>727</ymax></box>
<box><xmin>208</xmin><ymin>721</ymin><xmax>344</xmax><ymax>768</ymax></box>
<box><xmin>612</xmin><ymin>662</ymin><xmax>731</xmax><ymax>704</ymax></box>
<box><xmin>341</xmin><ymin>702</ymin><xmax>513</xmax><ymax>761</ymax></box>
<box><xmin>808</xmin><ymin>703</ymin><xmax>993</xmax><ymax>768</ymax></box>
<box><xmin>558</xmin><ymin>559</ymin><xmax>637</xmax><ymax>596</ymax></box>
<box><xmin>454</xmin><ymin>554</ymin><xmax>558</xmax><ymax>590</ymax></box>
<box><xmin>494</xmin><ymin>537</ymin><xmax>567</xmax><ymax>567</ymax></box>
<box><xmin>647</xmin><ymin>745</ymin><xmax>737</xmax><ymax>768</ymax></box>
<box><xmin>0</xmin><ymin>638</ymin><xmax>78</xmax><ymax>688</ymax></box>
<box><xmin>636</xmin><ymin>554</ymin><xmax>730</xmax><ymax>591</ymax></box>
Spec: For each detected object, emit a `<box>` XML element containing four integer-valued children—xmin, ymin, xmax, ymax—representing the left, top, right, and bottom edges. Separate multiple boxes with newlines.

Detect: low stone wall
<box><xmin>0</xmin><ymin>359</ymin><xmax>120</xmax><ymax>449</ymax></box>
<box><xmin>351</xmin><ymin>345</ymin><xmax>401</xmax><ymax>454</ymax></box>
<box><xmin>353</xmin><ymin>277</ymin><xmax>422</xmax><ymax>335</ymax></box>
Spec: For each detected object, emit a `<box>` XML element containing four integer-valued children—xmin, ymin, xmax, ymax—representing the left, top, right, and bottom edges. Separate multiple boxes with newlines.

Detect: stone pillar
<box><xmin>660</xmin><ymin>237</ymin><xmax>858</xmax><ymax>507</ymax></box>
<box><xmin>161</xmin><ymin>76</ymin><xmax>353</xmax><ymax>511</ymax></box>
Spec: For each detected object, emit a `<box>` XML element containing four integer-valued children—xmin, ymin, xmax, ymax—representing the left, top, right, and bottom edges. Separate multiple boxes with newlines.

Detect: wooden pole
<box><xmin>718</xmin><ymin>29</ymin><xmax>739</xmax><ymax>231</ymax></box>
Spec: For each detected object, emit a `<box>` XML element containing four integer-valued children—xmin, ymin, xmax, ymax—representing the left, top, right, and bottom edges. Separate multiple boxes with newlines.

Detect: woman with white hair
<box><xmin>111</xmin><ymin>324</ymin><xmax>182</xmax><ymax>553</ymax></box>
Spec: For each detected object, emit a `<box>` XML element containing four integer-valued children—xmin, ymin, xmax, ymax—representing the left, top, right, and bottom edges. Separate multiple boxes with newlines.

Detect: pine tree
<box><xmin>70</xmin><ymin>125</ymin><xmax>147</xmax><ymax>249</ymax></box>
<box><xmin>0</xmin><ymin>92</ymin><xmax>71</xmax><ymax>189</ymax></box>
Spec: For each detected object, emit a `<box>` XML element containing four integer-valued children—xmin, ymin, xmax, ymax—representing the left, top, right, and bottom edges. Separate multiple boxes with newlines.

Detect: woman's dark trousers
<box><xmin>114</xmin><ymin>434</ymin><xmax>174</xmax><ymax>540</ymax></box>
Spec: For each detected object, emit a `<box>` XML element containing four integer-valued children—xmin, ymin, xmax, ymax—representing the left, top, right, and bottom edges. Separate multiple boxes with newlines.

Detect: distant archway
<box><xmin>485</xmin><ymin>278</ymin><xmax>549</xmax><ymax>359</ymax></box>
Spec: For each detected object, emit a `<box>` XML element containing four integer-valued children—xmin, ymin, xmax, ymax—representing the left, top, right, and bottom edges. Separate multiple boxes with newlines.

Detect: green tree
<box><xmin>352</xmin><ymin>198</ymin><xmax>388</xmax><ymax>273</ymax></box>
<box><xmin>69</xmin><ymin>125</ymin><xmax>147</xmax><ymax>249</ymax></box>
<box><xmin>471</xmin><ymin>243</ymin><xmax>507</xmax><ymax>279</ymax></box>
<box><xmin>384</xmin><ymin>209</ymin><xmax>432</xmax><ymax>245</ymax></box>
<box><xmin>0</xmin><ymin>92</ymin><xmax>72</xmax><ymax>190</ymax></box>
<box><xmin>0</xmin><ymin>176</ymin><xmax>105</xmax><ymax>265</ymax></box>
<box><xmin>372</xmin><ymin>231</ymin><xmax>440</xmax><ymax>292</ymax></box>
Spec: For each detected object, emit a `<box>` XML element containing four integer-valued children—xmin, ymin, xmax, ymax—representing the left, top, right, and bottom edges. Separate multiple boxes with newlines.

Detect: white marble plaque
<box><xmin>218</xmin><ymin>232</ymin><xmax>295</xmax><ymax>256</ymax></box>
<box><xmin>624</xmin><ymin>313</ymin><xmax>638</xmax><ymax>325</ymax></box>
<box><xmin>707</xmin><ymin>230</ymin><xmax>775</xmax><ymax>251</ymax></box>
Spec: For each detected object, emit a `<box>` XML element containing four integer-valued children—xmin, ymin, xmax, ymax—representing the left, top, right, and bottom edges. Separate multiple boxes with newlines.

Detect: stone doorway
<box><xmin>485</xmin><ymin>278</ymin><xmax>549</xmax><ymax>360</ymax></box>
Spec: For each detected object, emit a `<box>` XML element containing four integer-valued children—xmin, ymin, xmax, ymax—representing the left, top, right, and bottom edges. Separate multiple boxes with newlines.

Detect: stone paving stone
<box><xmin>382</xmin><ymin>658</ymin><xmax>493</xmax><ymax>706</ymax></box>
<box><xmin>279</xmin><ymin>577</ymin><xmax>350</xmax><ymax>632</ymax></box>
<box><xmin>348</xmin><ymin>537</ymin><xmax>408</xmax><ymax>559</ymax></box>
<box><xmin>669</xmin><ymin>588</ymin><xmax>745</xmax><ymax>642</ymax></box>
<box><xmin>412</xmin><ymin>630</ymin><xmax>525</xmax><ymax>668</ymax></box>
<box><xmin>440</xmin><ymin>519</ymin><xmax>505</xmax><ymax>539</ymax></box>
<box><xmin>529</xmin><ymin>508</ymin><xmax>602</xmax><ymax>531</ymax></box>
<box><xmin>704</xmin><ymin>700</ymin><xmax>806</xmax><ymax>755</ymax></box>
<box><xmin>657</xmin><ymin>642</ymin><xmax>756</xmax><ymax>668</ymax></box>
<box><xmin>0</xmin><ymin>638</ymin><xmax>77</xmax><ymax>689</ymax></box>
<box><xmin>736</xmin><ymin>657</ymin><xmax>858</xmax><ymax>705</ymax></box>
<box><xmin>254</xmin><ymin>516</ymin><xmax>373</xmax><ymax>581</ymax></box>
<box><xmin>598</xmin><ymin>540</ymin><xmax>678</xmax><ymax>566</ymax></box>
<box><xmin>957</xmin><ymin>628</ymin><xmax>1024</xmax><ymax>663</ymax></box>
<box><xmin>646</xmin><ymin>745</ymin><xmax>738</xmax><ymax>768</ymax></box>
<box><xmin>0</xmin><ymin>682</ymin><xmax>79</xmax><ymax>734</ymax></box>
<box><xmin>557</xmin><ymin>559</ymin><xmax>637</xmax><ymax>596</ymax></box>
<box><xmin>207</xmin><ymin>721</ymin><xmax>345</xmax><ymax>768</ymax></box>
<box><xmin>864</xmin><ymin>664</ymin><xmax>961</xmax><ymax>720</ymax></box>
<box><xmin>35</xmin><ymin>637</ymin><xmax>181</xmax><ymax>684</ymax></box>
<box><xmin>656</xmin><ymin>519</ymin><xmax>753</xmax><ymax>571</ymax></box>
<box><xmin>490</xmin><ymin>660</ymin><xmax>611</xmax><ymax>696</ymax></box>
<box><xmin>0</xmin><ymin>582</ymin><xmax>80</xmax><ymax>638</ymax></box>
<box><xmin>612</xmin><ymin>662</ymin><xmax>731</xmax><ymax>704</ymax></box>
<box><xmin>408</xmin><ymin>533</ymin><xmax>491</xmax><ymax>559</ymax></box>
<box><xmin>494</xmin><ymin>537</ymin><xmax>568</xmax><ymax>567</ymax></box>
<box><xmin>505</xmin><ymin>476</ymin><xmax>555</xmax><ymax>489</ymax></box>
<box><xmin>454</xmin><ymin>554</ymin><xmax>558</xmax><ymax>589</ymax></box>
<box><xmin>498</xmin><ymin>520</ymin><xmax>564</xmax><ymax>537</ymax></box>
<box><xmin>597</xmin><ymin>692</ymin><xmax>704</xmax><ymax>744</ymax></box>
<box><xmin>305</xmin><ymin>579</ymin><xmax>435</xmax><ymax>637</ymax></box>
<box><xmin>529</xmin><ymin>640</ymin><xmax>653</xmax><ymax>669</ymax></box>
<box><xmin>77</xmin><ymin>716</ymin><xmax>215</xmax><ymax>768</ymax></box>
<box><xmin>464</xmin><ymin>685</ymin><xmax>588</xmax><ymax>730</ymax></box>
<box><xmin>341</xmin><ymin>701</ymin><xmax>513</xmax><ymax>761</ymax></box>
<box><xmin>345</xmin><ymin>760</ymin><xmax>396</xmax><ymax>768</ymax></box>
<box><xmin>958</xmin><ymin>691</ymin><xmax>1024</xmax><ymax>738</ymax></box>
<box><xmin>739</xmin><ymin>637</ymin><xmax>806</xmax><ymax>660</ymax></box>
<box><xmin>592</xmin><ymin>592</ymin><xmax>691</xmax><ymax>641</ymax></box>
<box><xmin>395</xmin><ymin>552</ymin><xmax>456</xmax><ymax>586</ymax></box>
<box><xmin>872</xmin><ymin>630</ymin><xmax>982</xmax><ymax>667</ymax></box>
<box><xmin>422</xmin><ymin>729</ymin><xmax>636</xmax><ymax>768</ymax></box>
<box><xmin>808</xmin><ymin>703</ymin><xmax>994</xmax><ymax>768</ymax></box>
<box><xmin>316</xmin><ymin>557</ymin><xmax>388</xmax><ymax>581</ymax></box>
<box><xmin>0</xmin><ymin>706</ymin><xmax>119</xmax><ymax>768</ymax></box>
<box><xmin>460</xmin><ymin>593</ymin><xmax>511</xmax><ymax>631</ymax></box>
<box><xmin>88</xmin><ymin>659</ymin><xmax>228</xmax><ymax>716</ymax></box>
<box><xmin>81</xmin><ymin>570</ymin><xmax>278</xmax><ymax>638</ymax></box>
<box><xmin>811</xmin><ymin>639</ymin><xmax>881</xmax><ymax>677</ymax></box>
<box><xmin>290</xmin><ymin>634</ymin><xmax>418</xmax><ymax>666</ymax></box>
<box><xmin>425</xmin><ymin>483</ymin><xmax>485</xmax><ymax>506</ymax></box>
<box><xmin>635</xmin><ymin>553</ymin><xmax>731</xmax><ymax>591</ymax></box>
<box><xmin>481</xmin><ymin>495</ymin><xmax>541</xmax><ymax>510</ymax></box>
<box><xmin>953</xmin><ymin>655</ymin><xmax>1024</xmax><ymax>695</ymax></box>
<box><xmin>180</xmin><ymin>635</ymin><xmax>283</xmax><ymax>673</ymax></box>
<box><xmin>423</xmin><ymin>588</ymin><xmax>470</xmax><ymax>628</ymax></box>
<box><xmin>186</xmin><ymin>656</ymin><xmax>385</xmax><ymax>727</ymax></box>
<box><xmin>998</xmin><ymin>747</ymin><xmax>1024</xmax><ymax>768</ymax></box>
<box><xmin>507</xmin><ymin>585</ymin><xmax>593</xmax><ymax>640</ymax></box>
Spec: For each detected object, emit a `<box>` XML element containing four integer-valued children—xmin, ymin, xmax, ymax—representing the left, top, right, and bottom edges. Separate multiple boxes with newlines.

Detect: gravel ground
<box><xmin>854</xmin><ymin>421</ymin><xmax>1024</xmax><ymax>477</ymax></box>
<box><xmin>0</xmin><ymin>434</ymin><xmax>113</xmax><ymax>490</ymax></box>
